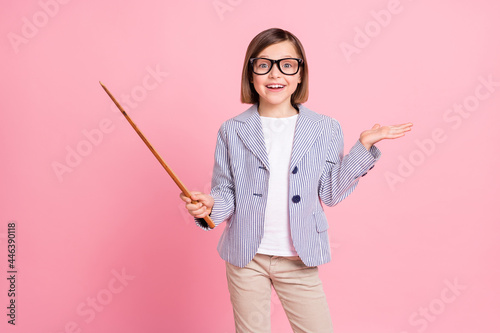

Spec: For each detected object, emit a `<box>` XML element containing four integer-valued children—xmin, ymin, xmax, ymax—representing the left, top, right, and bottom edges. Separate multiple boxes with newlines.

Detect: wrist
<box><xmin>360</xmin><ymin>139</ymin><xmax>372</xmax><ymax>151</ymax></box>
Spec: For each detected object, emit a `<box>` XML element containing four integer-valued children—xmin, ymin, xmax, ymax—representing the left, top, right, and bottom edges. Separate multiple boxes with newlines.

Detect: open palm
<box><xmin>360</xmin><ymin>122</ymin><xmax>413</xmax><ymax>149</ymax></box>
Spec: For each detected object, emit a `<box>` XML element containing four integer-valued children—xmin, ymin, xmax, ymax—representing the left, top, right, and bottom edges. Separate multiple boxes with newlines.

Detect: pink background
<box><xmin>1</xmin><ymin>0</ymin><xmax>499</xmax><ymax>332</ymax></box>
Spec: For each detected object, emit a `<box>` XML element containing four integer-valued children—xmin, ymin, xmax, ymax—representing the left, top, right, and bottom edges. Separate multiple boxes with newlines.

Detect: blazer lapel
<box><xmin>289</xmin><ymin>105</ymin><xmax>325</xmax><ymax>172</ymax></box>
<box><xmin>235</xmin><ymin>105</ymin><xmax>270</xmax><ymax>170</ymax></box>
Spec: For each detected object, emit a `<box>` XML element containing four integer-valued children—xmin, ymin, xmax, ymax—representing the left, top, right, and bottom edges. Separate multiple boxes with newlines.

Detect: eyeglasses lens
<box><xmin>252</xmin><ymin>59</ymin><xmax>300</xmax><ymax>75</ymax></box>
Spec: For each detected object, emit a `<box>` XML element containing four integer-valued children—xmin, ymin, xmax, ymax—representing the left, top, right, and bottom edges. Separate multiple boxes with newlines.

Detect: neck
<box><xmin>258</xmin><ymin>101</ymin><xmax>298</xmax><ymax>118</ymax></box>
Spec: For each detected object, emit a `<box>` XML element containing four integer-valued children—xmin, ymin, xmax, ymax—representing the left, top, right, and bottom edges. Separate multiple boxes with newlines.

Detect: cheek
<box><xmin>288</xmin><ymin>79</ymin><xmax>300</xmax><ymax>92</ymax></box>
<box><xmin>252</xmin><ymin>76</ymin><xmax>266</xmax><ymax>89</ymax></box>
<box><xmin>251</xmin><ymin>73</ymin><xmax>264</xmax><ymax>84</ymax></box>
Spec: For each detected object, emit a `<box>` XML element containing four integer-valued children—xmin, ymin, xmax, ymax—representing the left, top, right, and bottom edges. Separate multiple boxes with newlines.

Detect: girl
<box><xmin>180</xmin><ymin>28</ymin><xmax>412</xmax><ymax>332</ymax></box>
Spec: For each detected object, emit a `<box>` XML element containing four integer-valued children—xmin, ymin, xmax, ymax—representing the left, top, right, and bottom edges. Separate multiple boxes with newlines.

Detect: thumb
<box><xmin>190</xmin><ymin>192</ymin><xmax>204</xmax><ymax>202</ymax></box>
<box><xmin>371</xmin><ymin>124</ymin><xmax>381</xmax><ymax>130</ymax></box>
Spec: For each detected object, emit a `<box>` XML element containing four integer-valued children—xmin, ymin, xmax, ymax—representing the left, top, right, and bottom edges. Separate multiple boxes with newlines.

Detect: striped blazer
<box><xmin>195</xmin><ymin>104</ymin><xmax>381</xmax><ymax>268</ymax></box>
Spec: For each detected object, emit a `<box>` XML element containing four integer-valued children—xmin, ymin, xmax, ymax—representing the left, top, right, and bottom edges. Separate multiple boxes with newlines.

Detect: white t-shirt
<box><xmin>257</xmin><ymin>114</ymin><xmax>299</xmax><ymax>257</ymax></box>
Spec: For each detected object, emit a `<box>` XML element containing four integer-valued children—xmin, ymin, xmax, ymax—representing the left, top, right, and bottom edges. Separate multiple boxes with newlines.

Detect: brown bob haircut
<box><xmin>240</xmin><ymin>28</ymin><xmax>309</xmax><ymax>106</ymax></box>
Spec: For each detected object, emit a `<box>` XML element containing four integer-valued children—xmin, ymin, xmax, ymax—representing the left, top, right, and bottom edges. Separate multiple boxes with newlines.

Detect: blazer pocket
<box><xmin>314</xmin><ymin>210</ymin><xmax>329</xmax><ymax>232</ymax></box>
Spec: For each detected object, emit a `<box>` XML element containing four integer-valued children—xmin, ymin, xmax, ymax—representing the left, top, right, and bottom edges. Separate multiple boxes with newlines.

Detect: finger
<box><xmin>179</xmin><ymin>193</ymin><xmax>191</xmax><ymax>203</ymax></box>
<box><xmin>389</xmin><ymin>125</ymin><xmax>412</xmax><ymax>134</ymax></box>
<box><xmin>195</xmin><ymin>206</ymin><xmax>211</xmax><ymax>218</ymax></box>
<box><xmin>390</xmin><ymin>128</ymin><xmax>409</xmax><ymax>135</ymax></box>
<box><xmin>386</xmin><ymin>133</ymin><xmax>407</xmax><ymax>139</ymax></box>
<box><xmin>394</xmin><ymin>122</ymin><xmax>413</xmax><ymax>129</ymax></box>
<box><xmin>186</xmin><ymin>201</ymin><xmax>203</xmax><ymax>210</ymax></box>
<box><xmin>193</xmin><ymin>194</ymin><xmax>210</xmax><ymax>206</ymax></box>
<box><xmin>190</xmin><ymin>192</ymin><xmax>204</xmax><ymax>202</ymax></box>
<box><xmin>194</xmin><ymin>211</ymin><xmax>208</xmax><ymax>219</ymax></box>
<box><xmin>191</xmin><ymin>206</ymin><xmax>207</xmax><ymax>216</ymax></box>
<box><xmin>380</xmin><ymin>126</ymin><xmax>407</xmax><ymax>137</ymax></box>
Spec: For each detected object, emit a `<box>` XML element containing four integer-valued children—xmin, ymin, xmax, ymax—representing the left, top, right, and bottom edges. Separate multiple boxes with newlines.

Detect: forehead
<box><xmin>257</xmin><ymin>41</ymin><xmax>299</xmax><ymax>58</ymax></box>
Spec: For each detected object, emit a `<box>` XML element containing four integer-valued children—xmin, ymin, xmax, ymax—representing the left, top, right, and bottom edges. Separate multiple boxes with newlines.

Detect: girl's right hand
<box><xmin>179</xmin><ymin>191</ymin><xmax>215</xmax><ymax>219</ymax></box>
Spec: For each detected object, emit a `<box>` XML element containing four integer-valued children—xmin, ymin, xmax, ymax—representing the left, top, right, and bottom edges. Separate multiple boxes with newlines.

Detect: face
<box><xmin>251</xmin><ymin>41</ymin><xmax>302</xmax><ymax>110</ymax></box>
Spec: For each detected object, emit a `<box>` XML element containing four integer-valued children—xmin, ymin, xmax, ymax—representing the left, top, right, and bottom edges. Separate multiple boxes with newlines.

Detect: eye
<box><xmin>281</xmin><ymin>60</ymin><xmax>296</xmax><ymax>68</ymax></box>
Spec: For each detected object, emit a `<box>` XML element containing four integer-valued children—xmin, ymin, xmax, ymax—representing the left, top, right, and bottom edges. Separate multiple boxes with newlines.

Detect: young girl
<box><xmin>180</xmin><ymin>28</ymin><xmax>412</xmax><ymax>332</ymax></box>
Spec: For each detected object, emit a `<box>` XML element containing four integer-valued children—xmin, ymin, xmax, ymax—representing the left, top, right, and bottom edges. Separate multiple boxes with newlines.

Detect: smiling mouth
<box><xmin>266</xmin><ymin>84</ymin><xmax>285</xmax><ymax>90</ymax></box>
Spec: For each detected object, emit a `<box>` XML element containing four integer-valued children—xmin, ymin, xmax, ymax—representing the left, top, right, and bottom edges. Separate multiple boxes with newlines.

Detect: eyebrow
<box><xmin>258</xmin><ymin>55</ymin><xmax>294</xmax><ymax>58</ymax></box>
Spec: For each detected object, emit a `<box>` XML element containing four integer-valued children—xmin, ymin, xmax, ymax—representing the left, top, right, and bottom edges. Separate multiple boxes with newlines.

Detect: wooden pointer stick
<box><xmin>100</xmin><ymin>81</ymin><xmax>215</xmax><ymax>229</ymax></box>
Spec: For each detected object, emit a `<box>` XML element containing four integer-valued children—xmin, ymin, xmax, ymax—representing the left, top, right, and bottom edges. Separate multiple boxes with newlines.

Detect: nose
<box><xmin>268</xmin><ymin>62</ymin><xmax>282</xmax><ymax>77</ymax></box>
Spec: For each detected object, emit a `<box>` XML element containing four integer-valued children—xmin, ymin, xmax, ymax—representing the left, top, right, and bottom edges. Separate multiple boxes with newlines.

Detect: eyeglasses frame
<box><xmin>249</xmin><ymin>57</ymin><xmax>303</xmax><ymax>76</ymax></box>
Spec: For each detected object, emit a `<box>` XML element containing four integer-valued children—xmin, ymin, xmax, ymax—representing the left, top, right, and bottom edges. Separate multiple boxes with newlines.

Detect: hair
<box><xmin>240</xmin><ymin>28</ymin><xmax>309</xmax><ymax>106</ymax></box>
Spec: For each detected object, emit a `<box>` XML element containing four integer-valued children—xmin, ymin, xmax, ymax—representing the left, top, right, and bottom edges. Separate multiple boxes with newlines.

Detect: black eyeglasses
<box><xmin>249</xmin><ymin>57</ymin><xmax>303</xmax><ymax>75</ymax></box>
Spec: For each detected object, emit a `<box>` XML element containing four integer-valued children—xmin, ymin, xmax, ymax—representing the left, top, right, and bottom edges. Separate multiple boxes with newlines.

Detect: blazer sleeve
<box><xmin>195</xmin><ymin>122</ymin><xmax>236</xmax><ymax>230</ymax></box>
<box><xmin>318</xmin><ymin>119</ymin><xmax>381</xmax><ymax>207</ymax></box>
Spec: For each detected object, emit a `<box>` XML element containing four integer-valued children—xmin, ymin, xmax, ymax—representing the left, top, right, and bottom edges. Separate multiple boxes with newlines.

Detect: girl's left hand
<box><xmin>359</xmin><ymin>122</ymin><xmax>413</xmax><ymax>150</ymax></box>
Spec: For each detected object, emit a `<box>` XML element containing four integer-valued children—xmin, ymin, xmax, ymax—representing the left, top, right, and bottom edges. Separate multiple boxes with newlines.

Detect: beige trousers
<box><xmin>225</xmin><ymin>253</ymin><xmax>333</xmax><ymax>333</ymax></box>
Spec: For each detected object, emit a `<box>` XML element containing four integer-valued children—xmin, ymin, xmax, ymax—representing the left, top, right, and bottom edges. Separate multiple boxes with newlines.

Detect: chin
<box><xmin>262</xmin><ymin>99</ymin><xmax>289</xmax><ymax>107</ymax></box>
<box><xmin>264</xmin><ymin>95</ymin><xmax>292</xmax><ymax>104</ymax></box>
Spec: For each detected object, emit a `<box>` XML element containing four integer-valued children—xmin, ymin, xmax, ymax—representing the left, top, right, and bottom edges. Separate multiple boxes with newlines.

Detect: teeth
<box><xmin>267</xmin><ymin>84</ymin><xmax>284</xmax><ymax>88</ymax></box>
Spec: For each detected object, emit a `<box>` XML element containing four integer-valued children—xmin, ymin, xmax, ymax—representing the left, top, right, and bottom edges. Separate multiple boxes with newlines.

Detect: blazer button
<box><xmin>292</xmin><ymin>166</ymin><xmax>298</xmax><ymax>174</ymax></box>
<box><xmin>369</xmin><ymin>165</ymin><xmax>375</xmax><ymax>170</ymax></box>
<box><xmin>361</xmin><ymin>172</ymin><xmax>368</xmax><ymax>177</ymax></box>
<box><xmin>292</xmin><ymin>195</ymin><xmax>301</xmax><ymax>203</ymax></box>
